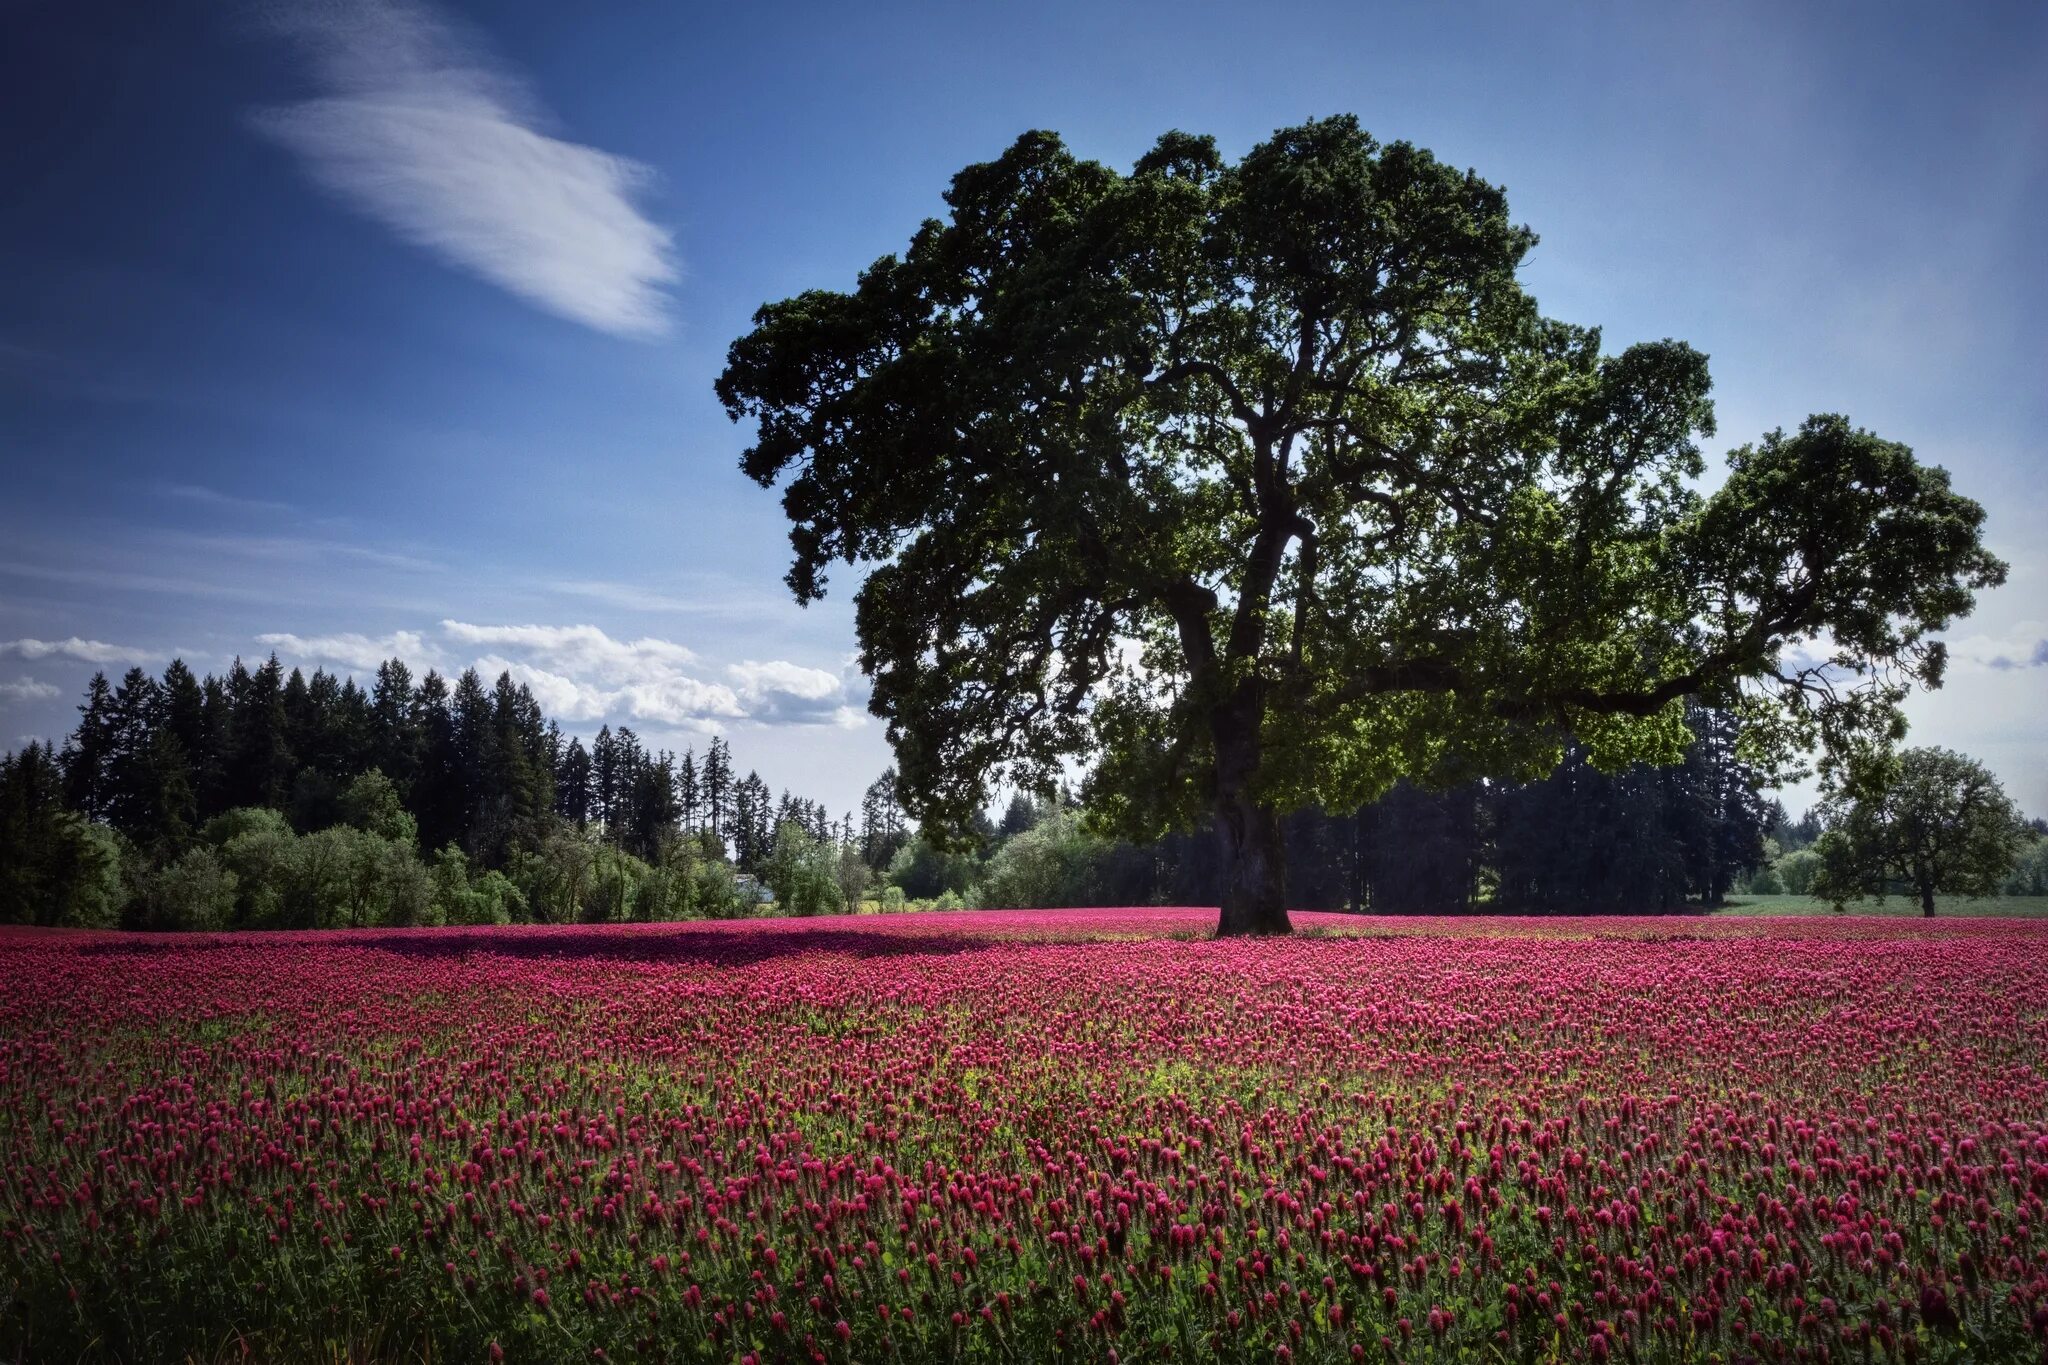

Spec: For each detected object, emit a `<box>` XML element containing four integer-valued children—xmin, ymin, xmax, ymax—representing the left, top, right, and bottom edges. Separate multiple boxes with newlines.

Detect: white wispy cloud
<box><xmin>441</xmin><ymin>621</ymin><xmax>700</xmax><ymax>675</ymax></box>
<box><xmin>443</xmin><ymin>621</ymin><xmax>860</xmax><ymax>731</ymax></box>
<box><xmin>249</xmin><ymin>621</ymin><xmax>864</xmax><ymax>732</ymax></box>
<box><xmin>251</xmin><ymin>0</ymin><xmax>677</xmax><ymax>338</ymax></box>
<box><xmin>152</xmin><ymin>482</ymin><xmax>297</xmax><ymax>516</ymax></box>
<box><xmin>0</xmin><ymin>678</ymin><xmax>61</xmax><ymax>702</ymax></box>
<box><xmin>548</xmin><ymin>579</ymin><xmax>787</xmax><ymax>618</ymax></box>
<box><xmin>1946</xmin><ymin>621</ymin><xmax>2048</xmax><ymax>673</ymax></box>
<box><xmin>257</xmin><ymin>630</ymin><xmax>435</xmax><ymax>674</ymax></box>
<box><xmin>0</xmin><ymin>637</ymin><xmax>159</xmax><ymax>665</ymax></box>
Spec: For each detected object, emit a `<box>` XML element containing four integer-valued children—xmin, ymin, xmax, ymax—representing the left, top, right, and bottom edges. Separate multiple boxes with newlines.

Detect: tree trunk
<box><xmin>1211</xmin><ymin>693</ymin><xmax>1290</xmax><ymax>936</ymax></box>
<box><xmin>1215</xmin><ymin>791</ymin><xmax>1289</xmax><ymax>936</ymax></box>
<box><xmin>1920</xmin><ymin>881</ymin><xmax>1937</xmax><ymax>917</ymax></box>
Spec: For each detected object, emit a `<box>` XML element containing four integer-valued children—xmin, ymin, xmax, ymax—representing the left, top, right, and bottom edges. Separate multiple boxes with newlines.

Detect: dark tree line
<box><xmin>5</xmin><ymin>657</ymin><xmax>1768</xmax><ymax>927</ymax></box>
<box><xmin>942</xmin><ymin>704</ymin><xmax>1772</xmax><ymax>913</ymax></box>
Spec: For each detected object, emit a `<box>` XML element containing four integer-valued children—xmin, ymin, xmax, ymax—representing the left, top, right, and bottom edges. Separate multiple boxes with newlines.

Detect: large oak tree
<box><xmin>717</xmin><ymin>118</ymin><xmax>2004</xmax><ymax>935</ymax></box>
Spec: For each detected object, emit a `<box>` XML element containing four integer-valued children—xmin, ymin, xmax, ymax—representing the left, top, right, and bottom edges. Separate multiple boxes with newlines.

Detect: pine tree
<box><xmin>61</xmin><ymin>672</ymin><xmax>117</xmax><ymax>821</ymax></box>
<box><xmin>555</xmin><ymin>737</ymin><xmax>593</xmax><ymax>826</ymax></box>
<box><xmin>412</xmin><ymin>671</ymin><xmax>461</xmax><ymax>854</ymax></box>
<box><xmin>369</xmin><ymin>660</ymin><xmax>420</xmax><ymax>795</ymax></box>
<box><xmin>675</xmin><ymin>748</ymin><xmax>699</xmax><ymax>834</ymax></box>
<box><xmin>859</xmin><ymin>768</ymin><xmax>907</xmax><ymax>870</ymax></box>
<box><xmin>702</xmin><ymin>737</ymin><xmax>732</xmax><ymax>842</ymax></box>
<box><xmin>226</xmin><ymin>656</ymin><xmax>294</xmax><ymax>811</ymax></box>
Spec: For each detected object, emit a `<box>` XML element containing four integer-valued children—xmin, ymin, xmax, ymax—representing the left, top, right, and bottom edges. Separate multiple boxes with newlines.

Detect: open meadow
<box><xmin>5</xmin><ymin>909</ymin><xmax>2048</xmax><ymax>1362</ymax></box>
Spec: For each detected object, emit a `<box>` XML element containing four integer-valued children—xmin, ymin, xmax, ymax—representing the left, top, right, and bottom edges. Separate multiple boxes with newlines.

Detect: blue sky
<box><xmin>2</xmin><ymin>0</ymin><xmax>2044</xmax><ymax>821</ymax></box>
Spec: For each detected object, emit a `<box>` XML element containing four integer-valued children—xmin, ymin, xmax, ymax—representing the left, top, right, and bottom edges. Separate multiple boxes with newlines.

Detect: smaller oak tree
<box><xmin>1812</xmin><ymin>747</ymin><xmax>2030</xmax><ymax>915</ymax></box>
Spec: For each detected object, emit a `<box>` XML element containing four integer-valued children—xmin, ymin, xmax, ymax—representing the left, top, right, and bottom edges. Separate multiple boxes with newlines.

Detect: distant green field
<box><xmin>1714</xmin><ymin>893</ymin><xmax>2048</xmax><ymax>918</ymax></box>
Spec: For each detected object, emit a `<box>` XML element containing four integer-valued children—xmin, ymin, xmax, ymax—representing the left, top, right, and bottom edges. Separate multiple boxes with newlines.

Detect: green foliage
<box><xmin>341</xmin><ymin>767</ymin><xmax>418</xmax><ymax>844</ymax></box>
<box><xmin>1811</xmin><ymin>747</ymin><xmax>2030</xmax><ymax>914</ymax></box>
<box><xmin>1775</xmin><ymin>847</ymin><xmax>1823</xmax><ymax>897</ymax></box>
<box><xmin>765</xmin><ymin>820</ymin><xmax>843</xmax><ymax>917</ymax></box>
<box><xmin>2004</xmin><ymin>838</ymin><xmax>2048</xmax><ymax>896</ymax></box>
<box><xmin>719</xmin><ymin>117</ymin><xmax>2004</xmax><ymax>931</ymax></box>
<box><xmin>1</xmin><ymin>743</ymin><xmax>125</xmax><ymax>927</ymax></box>
<box><xmin>138</xmin><ymin>846</ymin><xmax>237</xmax><ymax>932</ymax></box>
<box><xmin>691</xmin><ymin>858</ymin><xmax>752</xmax><ymax>920</ymax></box>
<box><xmin>972</xmin><ymin>809</ymin><xmax>1112</xmax><ymax>909</ymax></box>
<box><xmin>886</xmin><ymin>834</ymin><xmax>981</xmax><ymax>901</ymax></box>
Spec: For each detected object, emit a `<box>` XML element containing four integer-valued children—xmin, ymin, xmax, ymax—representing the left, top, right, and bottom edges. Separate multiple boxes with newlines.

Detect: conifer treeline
<box><xmin>0</xmin><ymin>655</ymin><xmax>912</xmax><ymax>928</ymax></box>
<box><xmin>40</xmin><ymin>655</ymin><xmax>889</xmax><ymax>867</ymax></box>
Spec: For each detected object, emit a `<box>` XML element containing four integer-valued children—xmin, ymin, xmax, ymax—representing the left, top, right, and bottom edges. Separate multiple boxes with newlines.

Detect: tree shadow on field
<box><xmin>72</xmin><ymin>922</ymin><xmax>1024</xmax><ymax>969</ymax></box>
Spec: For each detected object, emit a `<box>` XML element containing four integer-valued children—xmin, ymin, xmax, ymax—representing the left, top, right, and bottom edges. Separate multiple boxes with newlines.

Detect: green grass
<box><xmin>1712</xmin><ymin>893</ymin><xmax>2048</xmax><ymax>917</ymax></box>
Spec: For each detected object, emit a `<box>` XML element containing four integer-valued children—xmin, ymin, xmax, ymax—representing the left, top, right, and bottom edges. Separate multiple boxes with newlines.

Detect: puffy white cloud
<box><xmin>1946</xmin><ymin>621</ymin><xmax>2048</xmax><ymax>672</ymax></box>
<box><xmin>0</xmin><ymin>637</ymin><xmax>158</xmax><ymax>665</ymax></box>
<box><xmin>0</xmin><ymin>677</ymin><xmax>61</xmax><ymax>702</ymax></box>
<box><xmin>243</xmin><ymin>621</ymin><xmax>862</xmax><ymax>732</ymax></box>
<box><xmin>257</xmin><ymin>630</ymin><xmax>435</xmax><ymax>673</ymax></box>
<box><xmin>442</xmin><ymin>623</ymin><xmax>856</xmax><ymax>731</ymax></box>
<box><xmin>441</xmin><ymin>621</ymin><xmax>699</xmax><ymax>677</ymax></box>
<box><xmin>251</xmin><ymin>0</ymin><xmax>677</xmax><ymax>338</ymax></box>
<box><xmin>728</xmin><ymin>659</ymin><xmax>867</xmax><ymax>727</ymax></box>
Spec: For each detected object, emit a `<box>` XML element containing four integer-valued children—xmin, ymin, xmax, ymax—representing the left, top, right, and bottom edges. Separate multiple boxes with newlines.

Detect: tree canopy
<box><xmin>718</xmin><ymin>116</ymin><xmax>2005</xmax><ymax>934</ymax></box>
<box><xmin>1812</xmin><ymin>746</ymin><xmax>2030</xmax><ymax>915</ymax></box>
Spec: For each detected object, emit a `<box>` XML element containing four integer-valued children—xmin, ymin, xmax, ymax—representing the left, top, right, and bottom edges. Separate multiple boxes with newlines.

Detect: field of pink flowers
<box><xmin>4</xmin><ymin>908</ymin><xmax>2047</xmax><ymax>1362</ymax></box>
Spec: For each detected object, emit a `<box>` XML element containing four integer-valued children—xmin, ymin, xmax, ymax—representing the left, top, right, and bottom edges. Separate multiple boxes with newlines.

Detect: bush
<box><xmin>2004</xmin><ymin>838</ymin><xmax>2048</xmax><ymax>896</ymax></box>
<box><xmin>766</xmin><ymin>822</ymin><xmax>841</xmax><ymax>917</ymax></box>
<box><xmin>1775</xmin><ymin>847</ymin><xmax>1822</xmax><ymax>897</ymax></box>
<box><xmin>341</xmin><ymin>769</ymin><xmax>417</xmax><ymax>845</ymax></box>
<box><xmin>692</xmin><ymin>859</ymin><xmax>751</xmax><ymax>920</ymax></box>
<box><xmin>140</xmin><ymin>846</ymin><xmax>237</xmax><ymax>932</ymax></box>
<box><xmin>972</xmin><ymin>809</ymin><xmax>1107</xmax><ymax>909</ymax></box>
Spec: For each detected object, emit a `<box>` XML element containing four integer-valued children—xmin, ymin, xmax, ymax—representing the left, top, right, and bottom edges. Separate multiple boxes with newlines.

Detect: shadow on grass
<box><xmin>67</xmin><ymin>922</ymin><xmax>1038</xmax><ymax>968</ymax></box>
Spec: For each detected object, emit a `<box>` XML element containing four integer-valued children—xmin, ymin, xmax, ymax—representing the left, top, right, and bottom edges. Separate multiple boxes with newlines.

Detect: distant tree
<box><xmin>887</xmin><ymin>834</ymin><xmax>982</xmax><ymax>902</ymax></box>
<box><xmin>341</xmin><ymin>768</ymin><xmax>417</xmax><ymax>844</ymax></box>
<box><xmin>998</xmin><ymin>791</ymin><xmax>1043</xmax><ymax>839</ymax></box>
<box><xmin>555</xmin><ymin>737</ymin><xmax>593</xmax><ymax>827</ymax></box>
<box><xmin>412</xmin><ymin>671</ymin><xmax>462</xmax><ymax>854</ymax></box>
<box><xmin>2</xmin><ymin>742</ymin><xmax>124</xmax><ymax>926</ymax></box>
<box><xmin>719</xmin><ymin>117</ymin><xmax>2003</xmax><ymax>934</ymax></box>
<box><xmin>1358</xmin><ymin>781</ymin><xmax>1481</xmax><ymax>913</ymax></box>
<box><xmin>138</xmin><ymin>846</ymin><xmax>237</xmax><ymax>932</ymax></box>
<box><xmin>369</xmin><ymin>660</ymin><xmax>420</xmax><ymax>795</ymax></box>
<box><xmin>227</xmin><ymin>656</ymin><xmax>294</xmax><ymax>812</ymax></box>
<box><xmin>974</xmin><ymin>809</ymin><xmax>1111</xmax><ymax>909</ymax></box>
<box><xmin>675</xmin><ymin>748</ymin><xmax>700</xmax><ymax>834</ymax></box>
<box><xmin>837</xmin><ymin>839</ymin><xmax>871</xmax><ymax>911</ymax></box>
<box><xmin>61</xmin><ymin>672</ymin><xmax>117</xmax><ymax>821</ymax></box>
<box><xmin>1811</xmin><ymin>747</ymin><xmax>2030</xmax><ymax>915</ymax></box>
<box><xmin>765</xmin><ymin>820</ymin><xmax>842</xmax><ymax>916</ymax></box>
<box><xmin>701</xmin><ymin>737</ymin><xmax>733</xmax><ymax>843</ymax></box>
<box><xmin>2003</xmin><ymin>835</ymin><xmax>2048</xmax><ymax>896</ymax></box>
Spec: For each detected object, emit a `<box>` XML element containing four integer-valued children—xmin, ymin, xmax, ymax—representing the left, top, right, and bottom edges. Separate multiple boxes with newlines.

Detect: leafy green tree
<box><xmin>692</xmin><ymin>857</ymin><xmax>750</xmax><ymax>920</ymax></box>
<box><xmin>887</xmin><ymin>834</ymin><xmax>982</xmax><ymax>901</ymax></box>
<box><xmin>765</xmin><ymin>820</ymin><xmax>842</xmax><ymax>916</ymax></box>
<box><xmin>2004</xmin><ymin>837</ymin><xmax>2048</xmax><ymax>896</ymax></box>
<box><xmin>1811</xmin><ymin>747</ymin><xmax>2030</xmax><ymax>916</ymax></box>
<box><xmin>341</xmin><ymin>768</ymin><xmax>418</xmax><ymax>843</ymax></box>
<box><xmin>717</xmin><ymin>118</ymin><xmax>2003</xmax><ymax>934</ymax></box>
<box><xmin>837</xmin><ymin>840</ymin><xmax>871</xmax><ymax>911</ymax></box>
<box><xmin>974</xmin><ymin>809</ymin><xmax>1111</xmax><ymax>909</ymax></box>
<box><xmin>139</xmin><ymin>847</ymin><xmax>237</xmax><ymax>932</ymax></box>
